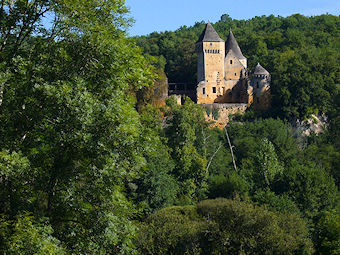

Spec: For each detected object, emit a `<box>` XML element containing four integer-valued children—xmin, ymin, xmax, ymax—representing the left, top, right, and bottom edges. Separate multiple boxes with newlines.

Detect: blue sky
<box><xmin>125</xmin><ymin>0</ymin><xmax>340</xmax><ymax>36</ymax></box>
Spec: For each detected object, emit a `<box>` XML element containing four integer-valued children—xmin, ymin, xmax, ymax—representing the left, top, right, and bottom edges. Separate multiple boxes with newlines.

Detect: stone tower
<box><xmin>194</xmin><ymin>23</ymin><xmax>271</xmax><ymax>108</ymax></box>
<box><xmin>195</xmin><ymin>22</ymin><xmax>225</xmax><ymax>104</ymax></box>
<box><xmin>251</xmin><ymin>63</ymin><xmax>271</xmax><ymax>109</ymax></box>
<box><xmin>223</xmin><ymin>29</ymin><xmax>248</xmax><ymax>103</ymax></box>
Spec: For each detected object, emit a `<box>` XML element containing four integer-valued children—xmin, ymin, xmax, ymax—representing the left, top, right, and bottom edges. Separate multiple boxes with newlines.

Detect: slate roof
<box><xmin>196</xmin><ymin>22</ymin><xmax>224</xmax><ymax>43</ymax></box>
<box><xmin>253</xmin><ymin>63</ymin><xmax>270</xmax><ymax>75</ymax></box>
<box><xmin>226</xmin><ymin>29</ymin><xmax>246</xmax><ymax>59</ymax></box>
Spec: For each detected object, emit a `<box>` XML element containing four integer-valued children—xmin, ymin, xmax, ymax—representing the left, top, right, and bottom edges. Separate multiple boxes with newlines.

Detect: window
<box><xmin>257</xmin><ymin>82</ymin><xmax>259</xmax><ymax>88</ymax></box>
<box><xmin>222</xmin><ymin>87</ymin><xmax>225</xmax><ymax>94</ymax></box>
<box><xmin>210</xmin><ymin>43</ymin><xmax>213</xmax><ymax>46</ymax></box>
<box><xmin>257</xmin><ymin>97</ymin><xmax>260</xmax><ymax>103</ymax></box>
<box><xmin>212</xmin><ymin>87</ymin><xmax>216</xmax><ymax>93</ymax></box>
<box><xmin>235</xmin><ymin>73</ymin><xmax>237</xmax><ymax>76</ymax></box>
<box><xmin>203</xmin><ymin>88</ymin><xmax>205</xmax><ymax>94</ymax></box>
<box><xmin>230</xmin><ymin>60</ymin><xmax>233</xmax><ymax>64</ymax></box>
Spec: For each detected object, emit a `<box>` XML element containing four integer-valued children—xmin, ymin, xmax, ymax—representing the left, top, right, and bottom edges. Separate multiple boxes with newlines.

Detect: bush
<box><xmin>137</xmin><ymin>198</ymin><xmax>313</xmax><ymax>255</ymax></box>
<box><xmin>208</xmin><ymin>172</ymin><xmax>249</xmax><ymax>199</ymax></box>
<box><xmin>137</xmin><ymin>206</ymin><xmax>208</xmax><ymax>255</ymax></box>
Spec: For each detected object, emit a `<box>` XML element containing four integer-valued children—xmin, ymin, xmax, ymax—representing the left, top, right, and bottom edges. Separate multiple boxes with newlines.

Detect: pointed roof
<box><xmin>226</xmin><ymin>29</ymin><xmax>246</xmax><ymax>59</ymax></box>
<box><xmin>253</xmin><ymin>63</ymin><xmax>270</xmax><ymax>75</ymax></box>
<box><xmin>196</xmin><ymin>22</ymin><xmax>224</xmax><ymax>43</ymax></box>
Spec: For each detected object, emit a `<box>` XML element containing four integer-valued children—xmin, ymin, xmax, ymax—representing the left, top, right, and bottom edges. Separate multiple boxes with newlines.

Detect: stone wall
<box><xmin>203</xmin><ymin>103</ymin><xmax>248</xmax><ymax>128</ymax></box>
<box><xmin>196</xmin><ymin>41</ymin><xmax>225</xmax><ymax>104</ymax></box>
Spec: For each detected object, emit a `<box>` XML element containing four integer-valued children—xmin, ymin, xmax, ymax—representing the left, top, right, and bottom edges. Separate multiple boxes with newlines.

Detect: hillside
<box><xmin>136</xmin><ymin>14</ymin><xmax>340</xmax><ymax>119</ymax></box>
<box><xmin>0</xmin><ymin>3</ymin><xmax>339</xmax><ymax>254</ymax></box>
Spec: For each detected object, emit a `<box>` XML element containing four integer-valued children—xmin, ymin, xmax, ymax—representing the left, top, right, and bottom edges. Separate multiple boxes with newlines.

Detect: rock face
<box><xmin>293</xmin><ymin>114</ymin><xmax>328</xmax><ymax>136</ymax></box>
<box><xmin>203</xmin><ymin>103</ymin><xmax>248</xmax><ymax>128</ymax></box>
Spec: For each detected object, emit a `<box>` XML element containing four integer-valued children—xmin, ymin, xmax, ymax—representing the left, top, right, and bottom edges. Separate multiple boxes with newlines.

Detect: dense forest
<box><xmin>137</xmin><ymin>13</ymin><xmax>340</xmax><ymax>119</ymax></box>
<box><xmin>0</xmin><ymin>1</ymin><xmax>339</xmax><ymax>254</ymax></box>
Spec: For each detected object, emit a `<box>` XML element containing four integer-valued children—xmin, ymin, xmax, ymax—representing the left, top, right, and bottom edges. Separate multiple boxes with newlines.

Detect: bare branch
<box><xmin>206</xmin><ymin>142</ymin><xmax>222</xmax><ymax>173</ymax></box>
<box><xmin>224</xmin><ymin>126</ymin><xmax>237</xmax><ymax>172</ymax></box>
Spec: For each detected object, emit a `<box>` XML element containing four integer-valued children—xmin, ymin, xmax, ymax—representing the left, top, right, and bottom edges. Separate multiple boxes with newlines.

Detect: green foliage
<box><xmin>137</xmin><ymin>14</ymin><xmax>340</xmax><ymax>119</ymax></box>
<box><xmin>205</xmin><ymin>107</ymin><xmax>211</xmax><ymax>116</ymax></box>
<box><xmin>254</xmin><ymin>138</ymin><xmax>284</xmax><ymax>187</ymax></box>
<box><xmin>1</xmin><ymin>2</ymin><xmax>339</xmax><ymax>254</ymax></box>
<box><xmin>134</xmin><ymin>109</ymin><xmax>178</xmax><ymax>211</ymax></box>
<box><xmin>0</xmin><ymin>0</ymin><xmax>154</xmax><ymax>254</ymax></box>
<box><xmin>197</xmin><ymin>198</ymin><xmax>313</xmax><ymax>255</ymax></box>
<box><xmin>315</xmin><ymin>208</ymin><xmax>340</xmax><ymax>255</ymax></box>
<box><xmin>281</xmin><ymin>162</ymin><xmax>339</xmax><ymax>220</ymax></box>
<box><xmin>211</xmin><ymin>108</ymin><xmax>220</xmax><ymax>120</ymax></box>
<box><xmin>164</xmin><ymin>96</ymin><xmax>208</xmax><ymax>202</ymax></box>
<box><xmin>253</xmin><ymin>189</ymin><xmax>300</xmax><ymax>214</ymax></box>
<box><xmin>208</xmin><ymin>172</ymin><xmax>249</xmax><ymax>199</ymax></box>
<box><xmin>0</xmin><ymin>214</ymin><xmax>65</xmax><ymax>255</ymax></box>
<box><xmin>138</xmin><ymin>198</ymin><xmax>313</xmax><ymax>255</ymax></box>
<box><xmin>137</xmin><ymin>206</ymin><xmax>207</xmax><ymax>254</ymax></box>
<box><xmin>0</xmin><ymin>151</ymin><xmax>33</xmax><ymax>214</ymax></box>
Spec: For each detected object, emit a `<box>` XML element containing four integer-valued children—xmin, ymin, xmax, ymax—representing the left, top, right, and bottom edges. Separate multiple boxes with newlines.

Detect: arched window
<box><xmin>230</xmin><ymin>60</ymin><xmax>233</xmax><ymax>65</ymax></box>
<box><xmin>203</xmin><ymin>88</ymin><xmax>205</xmax><ymax>94</ymax></box>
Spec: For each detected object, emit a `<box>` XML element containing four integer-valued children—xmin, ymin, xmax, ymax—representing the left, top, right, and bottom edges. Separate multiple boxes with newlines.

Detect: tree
<box><xmin>138</xmin><ymin>198</ymin><xmax>314</xmax><ymax>255</ymax></box>
<box><xmin>315</xmin><ymin>208</ymin><xmax>340</xmax><ymax>255</ymax></box>
<box><xmin>164</xmin><ymin>96</ymin><xmax>208</xmax><ymax>203</ymax></box>
<box><xmin>0</xmin><ymin>0</ymin><xmax>155</xmax><ymax>253</ymax></box>
<box><xmin>254</xmin><ymin>138</ymin><xmax>283</xmax><ymax>188</ymax></box>
<box><xmin>0</xmin><ymin>214</ymin><xmax>65</xmax><ymax>255</ymax></box>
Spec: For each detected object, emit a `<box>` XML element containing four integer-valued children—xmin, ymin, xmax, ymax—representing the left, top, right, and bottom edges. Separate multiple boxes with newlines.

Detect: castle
<box><xmin>195</xmin><ymin>22</ymin><xmax>271</xmax><ymax>109</ymax></box>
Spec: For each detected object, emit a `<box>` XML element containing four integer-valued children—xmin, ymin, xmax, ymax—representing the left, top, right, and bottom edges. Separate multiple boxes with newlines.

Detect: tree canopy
<box><xmin>0</xmin><ymin>2</ymin><xmax>339</xmax><ymax>254</ymax></box>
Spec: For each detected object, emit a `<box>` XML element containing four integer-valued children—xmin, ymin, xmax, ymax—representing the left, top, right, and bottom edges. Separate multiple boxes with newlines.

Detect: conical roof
<box><xmin>196</xmin><ymin>22</ymin><xmax>224</xmax><ymax>43</ymax></box>
<box><xmin>226</xmin><ymin>29</ymin><xmax>246</xmax><ymax>59</ymax></box>
<box><xmin>253</xmin><ymin>63</ymin><xmax>270</xmax><ymax>75</ymax></box>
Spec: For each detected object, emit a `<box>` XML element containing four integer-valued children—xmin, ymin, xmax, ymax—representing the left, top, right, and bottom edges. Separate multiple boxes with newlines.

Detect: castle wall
<box><xmin>197</xmin><ymin>49</ymin><xmax>205</xmax><ymax>82</ymax></box>
<box><xmin>224</xmin><ymin>52</ymin><xmax>246</xmax><ymax>81</ymax></box>
<box><xmin>195</xmin><ymin>24</ymin><xmax>271</xmax><ymax>111</ymax></box>
<box><xmin>204</xmin><ymin>103</ymin><xmax>248</xmax><ymax>128</ymax></box>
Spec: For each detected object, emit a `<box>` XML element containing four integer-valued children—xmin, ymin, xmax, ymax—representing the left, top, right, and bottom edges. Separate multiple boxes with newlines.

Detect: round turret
<box><xmin>253</xmin><ymin>63</ymin><xmax>270</xmax><ymax>79</ymax></box>
<box><xmin>251</xmin><ymin>63</ymin><xmax>271</xmax><ymax>104</ymax></box>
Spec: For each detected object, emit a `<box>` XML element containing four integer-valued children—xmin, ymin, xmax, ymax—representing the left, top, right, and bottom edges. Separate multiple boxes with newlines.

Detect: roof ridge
<box><xmin>196</xmin><ymin>22</ymin><xmax>224</xmax><ymax>43</ymax></box>
<box><xmin>225</xmin><ymin>29</ymin><xmax>246</xmax><ymax>59</ymax></box>
<box><xmin>253</xmin><ymin>63</ymin><xmax>270</xmax><ymax>75</ymax></box>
